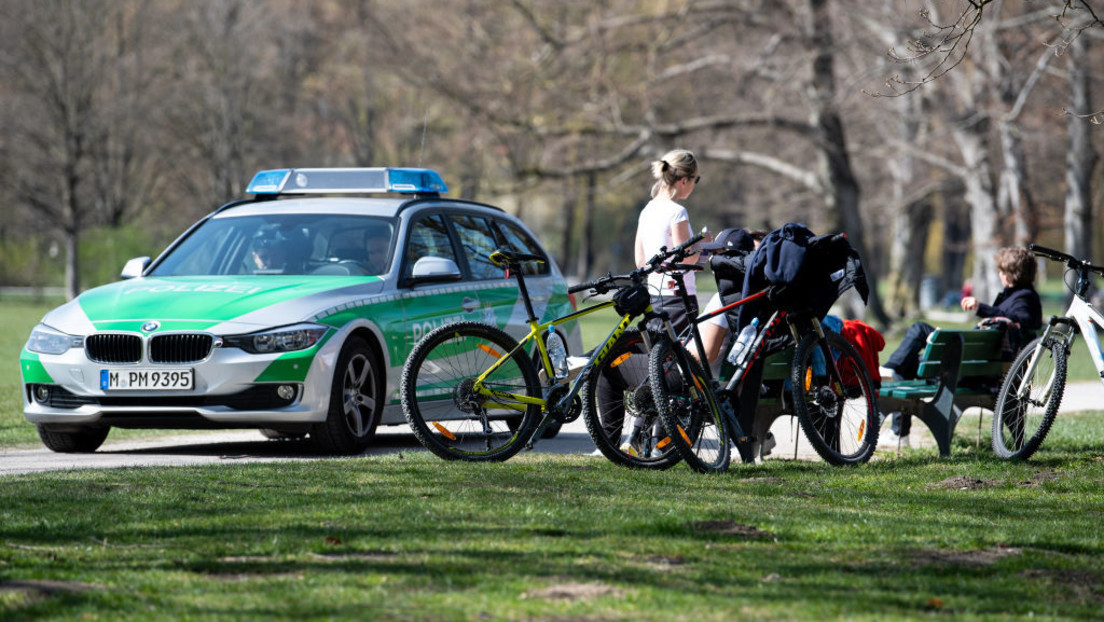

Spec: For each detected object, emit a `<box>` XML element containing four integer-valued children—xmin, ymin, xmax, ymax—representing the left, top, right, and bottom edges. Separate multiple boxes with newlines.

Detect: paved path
<box><xmin>4</xmin><ymin>382</ymin><xmax>1100</xmax><ymax>475</ymax></box>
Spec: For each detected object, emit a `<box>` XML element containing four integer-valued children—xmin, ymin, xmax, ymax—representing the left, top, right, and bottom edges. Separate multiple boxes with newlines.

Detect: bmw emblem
<box><xmin>141</xmin><ymin>321</ymin><xmax>161</xmax><ymax>333</ymax></box>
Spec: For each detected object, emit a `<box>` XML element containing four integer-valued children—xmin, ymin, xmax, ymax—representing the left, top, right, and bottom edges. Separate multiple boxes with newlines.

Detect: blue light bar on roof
<box><xmin>245</xmin><ymin>167</ymin><xmax>448</xmax><ymax>196</ymax></box>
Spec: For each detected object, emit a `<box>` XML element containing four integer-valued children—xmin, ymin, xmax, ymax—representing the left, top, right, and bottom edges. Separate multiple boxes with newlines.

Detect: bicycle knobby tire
<box><xmin>401</xmin><ymin>321</ymin><xmax>540</xmax><ymax>461</ymax></box>
<box><xmin>581</xmin><ymin>328</ymin><xmax>682</xmax><ymax>470</ymax></box>
<box><xmin>790</xmin><ymin>331</ymin><xmax>879</xmax><ymax>465</ymax></box>
<box><xmin>992</xmin><ymin>335</ymin><xmax>1067</xmax><ymax>461</ymax></box>
<box><xmin>650</xmin><ymin>337</ymin><xmax>731</xmax><ymax>473</ymax></box>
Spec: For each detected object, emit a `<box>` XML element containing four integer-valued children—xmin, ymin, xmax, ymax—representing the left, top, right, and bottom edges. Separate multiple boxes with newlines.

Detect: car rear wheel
<box><xmin>37</xmin><ymin>424</ymin><xmax>110</xmax><ymax>453</ymax></box>
<box><xmin>312</xmin><ymin>335</ymin><xmax>382</xmax><ymax>455</ymax></box>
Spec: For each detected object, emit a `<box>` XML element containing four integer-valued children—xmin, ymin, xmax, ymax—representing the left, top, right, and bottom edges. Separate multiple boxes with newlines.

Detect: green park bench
<box><xmin>876</xmin><ymin>328</ymin><xmax>1007</xmax><ymax>456</ymax></box>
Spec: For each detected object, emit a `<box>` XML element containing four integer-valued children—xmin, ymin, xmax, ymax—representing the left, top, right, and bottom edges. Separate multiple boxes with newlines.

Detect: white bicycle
<box><xmin>991</xmin><ymin>243</ymin><xmax>1104</xmax><ymax>460</ymax></box>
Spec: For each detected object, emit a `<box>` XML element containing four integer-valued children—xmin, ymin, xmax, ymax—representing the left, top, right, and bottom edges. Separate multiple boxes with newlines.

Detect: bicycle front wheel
<box><xmin>650</xmin><ymin>337</ymin><xmax>730</xmax><ymax>473</ymax></box>
<box><xmin>790</xmin><ymin>331</ymin><xmax>879</xmax><ymax>465</ymax></box>
<box><xmin>581</xmin><ymin>328</ymin><xmax>681</xmax><ymax>470</ymax></box>
<box><xmin>401</xmin><ymin>321</ymin><xmax>541</xmax><ymax>461</ymax></box>
<box><xmin>992</xmin><ymin>335</ymin><xmax>1067</xmax><ymax>460</ymax></box>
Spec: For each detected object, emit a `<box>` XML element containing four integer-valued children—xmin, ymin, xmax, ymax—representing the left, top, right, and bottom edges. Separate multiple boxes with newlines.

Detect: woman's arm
<box><xmin>671</xmin><ymin>220</ymin><xmax>704</xmax><ymax>265</ymax></box>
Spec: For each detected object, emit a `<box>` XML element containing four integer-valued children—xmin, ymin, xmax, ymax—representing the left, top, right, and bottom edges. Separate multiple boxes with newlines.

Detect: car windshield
<box><xmin>150</xmin><ymin>214</ymin><xmax>396</xmax><ymax>277</ymax></box>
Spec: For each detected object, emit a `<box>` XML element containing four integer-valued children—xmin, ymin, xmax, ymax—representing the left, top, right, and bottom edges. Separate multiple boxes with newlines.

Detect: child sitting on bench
<box><xmin>881</xmin><ymin>246</ymin><xmax>1042</xmax><ymax>446</ymax></box>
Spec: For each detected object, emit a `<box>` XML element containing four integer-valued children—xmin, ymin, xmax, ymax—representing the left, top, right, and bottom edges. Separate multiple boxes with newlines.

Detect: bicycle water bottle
<box><xmin>727</xmin><ymin>317</ymin><xmax>759</xmax><ymax>365</ymax></box>
<box><xmin>546</xmin><ymin>327</ymin><xmax>569</xmax><ymax>380</ymax></box>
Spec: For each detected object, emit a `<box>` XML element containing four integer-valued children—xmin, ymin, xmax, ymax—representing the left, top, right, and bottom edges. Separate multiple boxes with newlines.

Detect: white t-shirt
<box><xmin>637</xmin><ymin>196</ymin><xmax>696</xmax><ymax>296</ymax></box>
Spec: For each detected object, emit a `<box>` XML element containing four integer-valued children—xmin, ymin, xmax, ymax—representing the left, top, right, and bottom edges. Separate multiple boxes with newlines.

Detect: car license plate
<box><xmin>100</xmin><ymin>368</ymin><xmax>194</xmax><ymax>391</ymax></box>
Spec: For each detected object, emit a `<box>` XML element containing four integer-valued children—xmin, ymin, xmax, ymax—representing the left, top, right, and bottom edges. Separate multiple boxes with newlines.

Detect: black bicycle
<box><xmin>650</xmin><ymin>236</ymin><xmax>881</xmax><ymax>472</ymax></box>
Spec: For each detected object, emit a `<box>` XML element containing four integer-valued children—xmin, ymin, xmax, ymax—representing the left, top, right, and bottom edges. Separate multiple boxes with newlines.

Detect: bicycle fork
<box><xmin>1015</xmin><ymin>318</ymin><xmax>1072</xmax><ymax>402</ymax></box>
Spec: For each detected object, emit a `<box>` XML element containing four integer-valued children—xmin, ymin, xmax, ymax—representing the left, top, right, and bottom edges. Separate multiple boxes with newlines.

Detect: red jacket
<box><xmin>841</xmin><ymin>320</ymin><xmax>885</xmax><ymax>388</ymax></box>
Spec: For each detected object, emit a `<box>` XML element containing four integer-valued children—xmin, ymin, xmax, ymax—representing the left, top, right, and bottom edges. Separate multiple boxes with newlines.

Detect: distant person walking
<box><xmin>634</xmin><ymin>149</ymin><xmax>711</xmax><ymax>334</ymax></box>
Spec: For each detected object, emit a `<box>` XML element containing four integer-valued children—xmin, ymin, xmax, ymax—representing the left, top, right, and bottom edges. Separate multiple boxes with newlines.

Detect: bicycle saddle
<box><xmin>488</xmin><ymin>248</ymin><xmax>546</xmax><ymax>268</ymax></box>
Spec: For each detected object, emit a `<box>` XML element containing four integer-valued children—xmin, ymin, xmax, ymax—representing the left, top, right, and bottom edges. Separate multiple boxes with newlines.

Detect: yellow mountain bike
<box><xmin>400</xmin><ymin>236</ymin><xmax>720</xmax><ymax>466</ymax></box>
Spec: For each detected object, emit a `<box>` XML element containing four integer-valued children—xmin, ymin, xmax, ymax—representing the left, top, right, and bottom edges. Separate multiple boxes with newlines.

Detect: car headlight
<box><xmin>224</xmin><ymin>324</ymin><xmax>329</xmax><ymax>354</ymax></box>
<box><xmin>26</xmin><ymin>325</ymin><xmax>80</xmax><ymax>355</ymax></box>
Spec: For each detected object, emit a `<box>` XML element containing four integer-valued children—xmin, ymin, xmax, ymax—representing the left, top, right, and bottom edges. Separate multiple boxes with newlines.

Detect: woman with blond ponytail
<box><xmin>634</xmin><ymin>149</ymin><xmax>711</xmax><ymax>333</ymax></box>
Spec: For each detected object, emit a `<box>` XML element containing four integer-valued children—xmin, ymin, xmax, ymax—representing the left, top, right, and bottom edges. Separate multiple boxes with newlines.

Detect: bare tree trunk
<box><xmin>885</xmin><ymin>90</ymin><xmax>927</xmax><ymax>318</ymax></box>
<box><xmin>951</xmin><ymin>113</ymin><xmax>1002</xmax><ymax>302</ymax></box>
<box><xmin>576</xmin><ymin>172</ymin><xmax>597</xmax><ymax>279</ymax></box>
<box><xmin>806</xmin><ymin>0</ymin><xmax>889</xmax><ymax>327</ymax></box>
<box><xmin>997</xmin><ymin>121</ymin><xmax>1034</xmax><ymax>245</ymax></box>
<box><xmin>1064</xmin><ymin>31</ymin><xmax>1096</xmax><ymax>263</ymax></box>
<box><xmin>559</xmin><ymin>176</ymin><xmax>577</xmax><ymax>275</ymax></box>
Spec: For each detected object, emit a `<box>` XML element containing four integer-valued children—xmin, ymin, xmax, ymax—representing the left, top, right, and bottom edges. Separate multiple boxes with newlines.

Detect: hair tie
<box><xmin>660</xmin><ymin>160</ymin><xmax>670</xmax><ymax>171</ymax></box>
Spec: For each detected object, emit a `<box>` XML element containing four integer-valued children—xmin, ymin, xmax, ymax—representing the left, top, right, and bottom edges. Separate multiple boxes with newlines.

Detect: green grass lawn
<box><xmin>3</xmin><ymin>298</ymin><xmax>1104</xmax><ymax>619</ymax></box>
<box><xmin>2</xmin><ymin>431</ymin><xmax>1103</xmax><ymax>620</ymax></box>
<box><xmin>1</xmin><ymin>298</ymin><xmax>59</xmax><ymax>447</ymax></box>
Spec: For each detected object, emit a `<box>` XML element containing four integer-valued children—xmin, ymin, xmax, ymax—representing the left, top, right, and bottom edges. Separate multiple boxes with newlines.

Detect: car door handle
<box><xmin>461</xmin><ymin>297</ymin><xmax>481</xmax><ymax>312</ymax></box>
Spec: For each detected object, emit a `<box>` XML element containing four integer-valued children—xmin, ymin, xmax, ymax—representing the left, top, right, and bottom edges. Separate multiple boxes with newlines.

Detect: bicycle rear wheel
<box><xmin>650</xmin><ymin>337</ymin><xmax>730</xmax><ymax>473</ymax></box>
<box><xmin>401</xmin><ymin>321</ymin><xmax>540</xmax><ymax>461</ymax></box>
<box><xmin>581</xmin><ymin>328</ymin><xmax>681</xmax><ymax>469</ymax></box>
<box><xmin>790</xmin><ymin>331</ymin><xmax>879</xmax><ymax>465</ymax></box>
<box><xmin>992</xmin><ymin>335</ymin><xmax>1067</xmax><ymax>460</ymax></box>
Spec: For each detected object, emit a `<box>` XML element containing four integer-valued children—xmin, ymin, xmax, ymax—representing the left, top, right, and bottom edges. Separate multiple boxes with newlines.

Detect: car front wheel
<box><xmin>37</xmin><ymin>424</ymin><xmax>110</xmax><ymax>453</ymax></box>
<box><xmin>312</xmin><ymin>335</ymin><xmax>382</xmax><ymax>455</ymax></box>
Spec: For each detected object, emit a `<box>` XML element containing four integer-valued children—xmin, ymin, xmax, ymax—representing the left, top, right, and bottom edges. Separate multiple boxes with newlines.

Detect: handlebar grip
<box><xmin>1028</xmin><ymin>243</ymin><xmax>1076</xmax><ymax>264</ymax></box>
<box><xmin>569</xmin><ymin>273</ymin><xmax>634</xmax><ymax>295</ymax></box>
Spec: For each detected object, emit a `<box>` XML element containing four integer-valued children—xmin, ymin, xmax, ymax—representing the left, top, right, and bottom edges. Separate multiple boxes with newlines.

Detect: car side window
<box><xmin>496</xmin><ymin>220</ymin><xmax>550</xmax><ymax>276</ymax></box>
<box><xmin>450</xmin><ymin>214</ymin><xmax>503</xmax><ymax>280</ymax></box>
<box><xmin>405</xmin><ymin>214</ymin><xmax>457</xmax><ymax>279</ymax></box>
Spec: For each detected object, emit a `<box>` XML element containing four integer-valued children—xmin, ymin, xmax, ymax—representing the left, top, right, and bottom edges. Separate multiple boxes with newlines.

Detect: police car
<box><xmin>20</xmin><ymin>168</ymin><xmax>580</xmax><ymax>454</ymax></box>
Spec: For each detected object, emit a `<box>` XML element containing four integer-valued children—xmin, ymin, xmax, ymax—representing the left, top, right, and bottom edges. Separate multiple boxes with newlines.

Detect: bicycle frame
<box><xmin>1016</xmin><ymin>293</ymin><xmax>1104</xmax><ymax>399</ymax></box>
<box><xmin>469</xmin><ymin>283</ymin><xmax>658</xmax><ymax>445</ymax></box>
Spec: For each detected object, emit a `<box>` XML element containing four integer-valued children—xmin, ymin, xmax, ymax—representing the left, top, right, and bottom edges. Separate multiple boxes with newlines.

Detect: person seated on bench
<box><xmin>881</xmin><ymin>246</ymin><xmax>1042</xmax><ymax>446</ymax></box>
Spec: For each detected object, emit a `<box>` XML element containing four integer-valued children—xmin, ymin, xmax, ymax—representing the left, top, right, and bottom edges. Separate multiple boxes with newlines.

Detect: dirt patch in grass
<box><xmin>522</xmin><ymin>582</ymin><xmax>625</xmax><ymax>602</ymax></box>
<box><xmin>1019</xmin><ymin>471</ymin><xmax>1061</xmax><ymax>487</ymax></box>
<box><xmin>911</xmin><ymin>546</ymin><xmax>1021</xmax><ymax>567</ymax></box>
<box><xmin>930</xmin><ymin>475</ymin><xmax>997</xmax><ymax>490</ymax></box>
<box><xmin>689</xmin><ymin>520</ymin><xmax>776</xmax><ymax>539</ymax></box>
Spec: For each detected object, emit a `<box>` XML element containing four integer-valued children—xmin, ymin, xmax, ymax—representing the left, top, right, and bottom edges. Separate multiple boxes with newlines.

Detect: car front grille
<box><xmin>84</xmin><ymin>333</ymin><xmax>215</xmax><ymax>364</ymax></box>
<box><xmin>85</xmin><ymin>334</ymin><xmax>143</xmax><ymax>363</ymax></box>
<box><xmin>150</xmin><ymin>334</ymin><xmax>215</xmax><ymax>363</ymax></box>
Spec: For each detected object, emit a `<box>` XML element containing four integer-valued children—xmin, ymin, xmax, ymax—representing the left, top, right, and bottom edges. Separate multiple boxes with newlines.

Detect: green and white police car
<box><xmin>20</xmin><ymin>167</ymin><xmax>580</xmax><ymax>454</ymax></box>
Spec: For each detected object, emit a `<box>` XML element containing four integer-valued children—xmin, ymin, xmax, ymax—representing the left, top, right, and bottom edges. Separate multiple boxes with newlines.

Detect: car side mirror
<box><xmin>407</xmin><ymin>256</ymin><xmax>462</xmax><ymax>285</ymax></box>
<box><xmin>120</xmin><ymin>256</ymin><xmax>151</xmax><ymax>279</ymax></box>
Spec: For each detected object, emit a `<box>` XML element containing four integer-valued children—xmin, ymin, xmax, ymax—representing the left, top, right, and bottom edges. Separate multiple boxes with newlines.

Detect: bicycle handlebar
<box><xmin>1029</xmin><ymin>243</ymin><xmax>1104</xmax><ymax>275</ymax></box>
<box><xmin>568</xmin><ymin>233</ymin><xmax>706</xmax><ymax>296</ymax></box>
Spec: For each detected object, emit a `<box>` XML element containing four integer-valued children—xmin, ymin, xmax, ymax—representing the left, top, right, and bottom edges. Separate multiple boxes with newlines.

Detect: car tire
<box><xmin>312</xmin><ymin>335</ymin><xmax>382</xmax><ymax>455</ymax></box>
<box><xmin>37</xmin><ymin>424</ymin><xmax>110</xmax><ymax>453</ymax></box>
